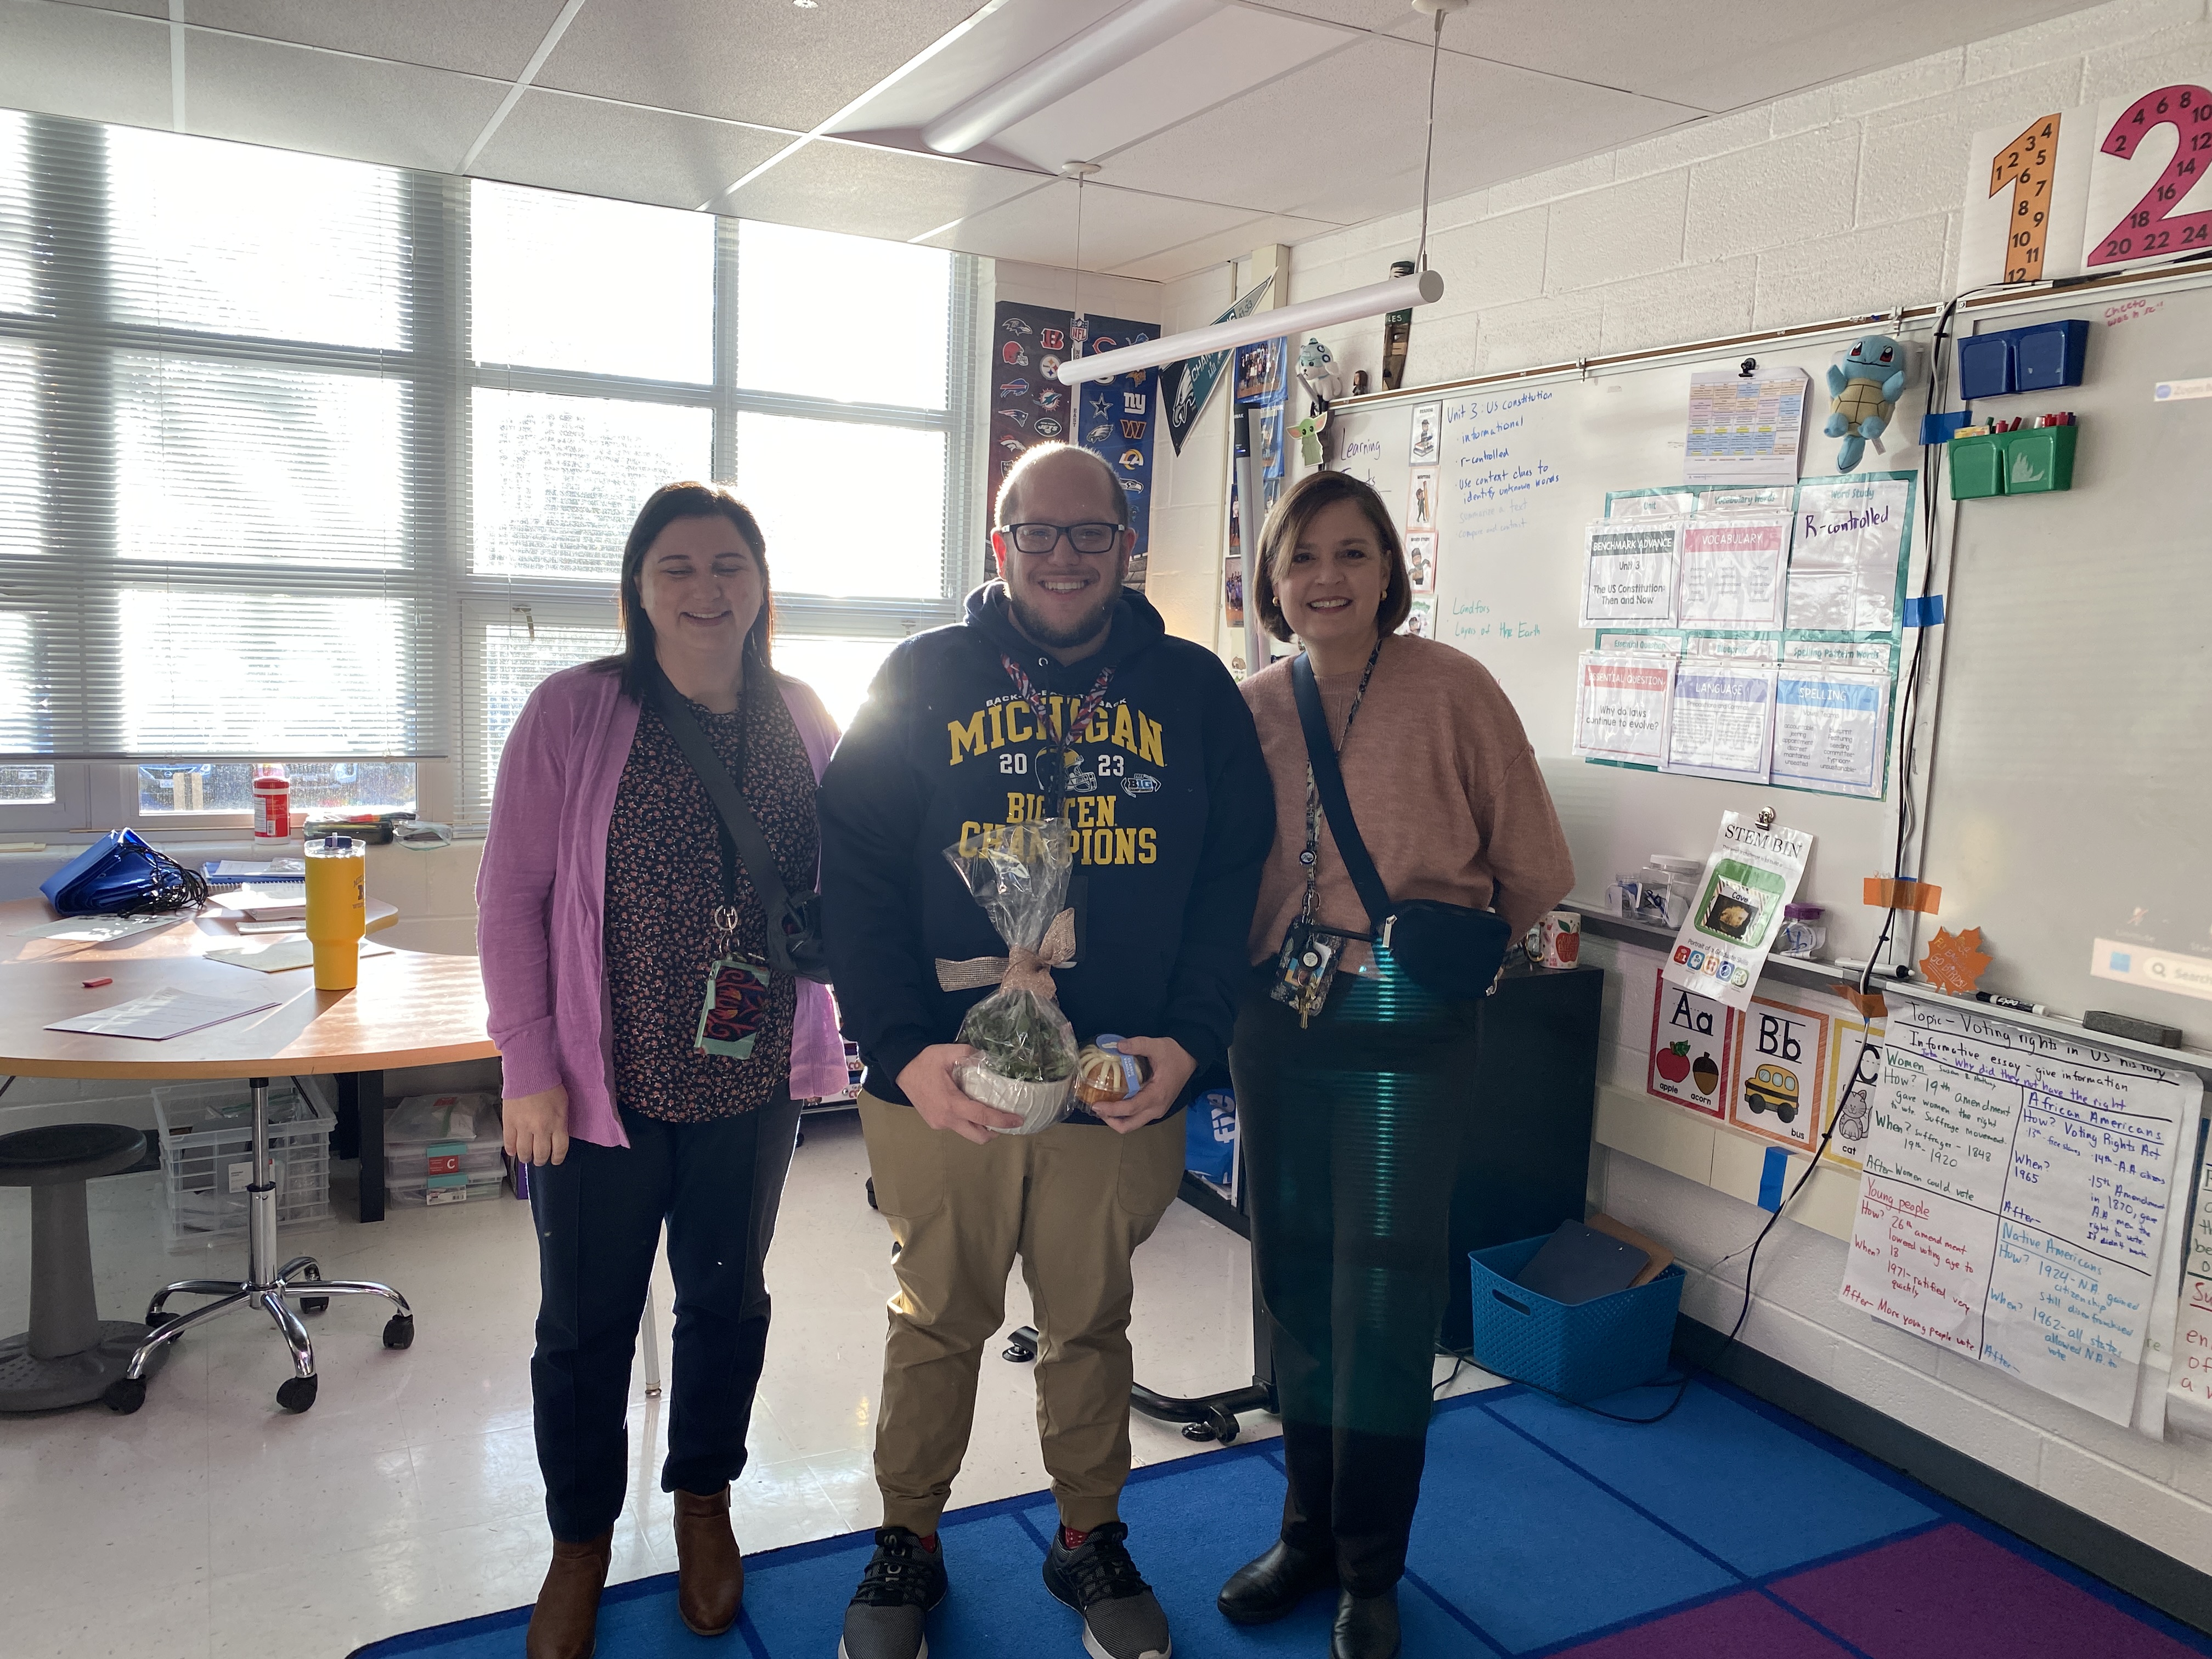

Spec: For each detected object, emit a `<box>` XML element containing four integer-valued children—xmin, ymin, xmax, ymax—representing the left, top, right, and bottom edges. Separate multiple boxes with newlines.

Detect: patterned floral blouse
<box><xmin>602</xmin><ymin>676</ymin><xmax>819</xmax><ymax>1121</ymax></box>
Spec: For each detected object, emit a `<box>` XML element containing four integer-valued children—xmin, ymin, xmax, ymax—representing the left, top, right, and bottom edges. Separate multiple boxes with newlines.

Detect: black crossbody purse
<box><xmin>646</xmin><ymin>662</ymin><xmax>832</xmax><ymax>984</ymax></box>
<box><xmin>1290</xmin><ymin>652</ymin><xmax>1513</xmax><ymax>1002</ymax></box>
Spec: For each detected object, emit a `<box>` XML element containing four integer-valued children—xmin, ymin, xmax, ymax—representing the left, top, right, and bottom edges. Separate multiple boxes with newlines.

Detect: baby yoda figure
<box><xmin>1293</xmin><ymin>337</ymin><xmax>1342</xmax><ymax>466</ymax></box>
<box><xmin>1825</xmin><ymin>335</ymin><xmax>1907</xmax><ymax>472</ymax></box>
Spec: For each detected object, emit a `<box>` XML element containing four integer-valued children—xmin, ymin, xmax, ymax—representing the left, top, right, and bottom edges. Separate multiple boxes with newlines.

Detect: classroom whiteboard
<box><xmin>1918</xmin><ymin>279</ymin><xmax>2212</xmax><ymax>1048</ymax></box>
<box><xmin>1330</xmin><ymin>329</ymin><xmax>1936</xmax><ymax>966</ymax></box>
<box><xmin>1329</xmin><ymin>271</ymin><xmax>2212</xmax><ymax>1047</ymax></box>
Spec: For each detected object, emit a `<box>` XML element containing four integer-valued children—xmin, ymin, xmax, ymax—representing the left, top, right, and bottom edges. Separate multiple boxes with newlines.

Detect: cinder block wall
<box><xmin>1143</xmin><ymin>0</ymin><xmax>2212</xmax><ymax>1576</ymax></box>
<box><xmin>1143</xmin><ymin>0</ymin><xmax>2212</xmax><ymax>641</ymax></box>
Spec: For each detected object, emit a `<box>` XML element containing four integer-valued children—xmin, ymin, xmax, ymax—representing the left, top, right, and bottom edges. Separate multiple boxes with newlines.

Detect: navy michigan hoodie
<box><xmin>818</xmin><ymin>581</ymin><xmax>1274</xmax><ymax>1116</ymax></box>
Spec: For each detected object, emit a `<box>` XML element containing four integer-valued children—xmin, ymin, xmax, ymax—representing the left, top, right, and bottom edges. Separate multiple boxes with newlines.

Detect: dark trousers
<box><xmin>1232</xmin><ymin>963</ymin><xmax>1474</xmax><ymax>1594</ymax></box>
<box><xmin>528</xmin><ymin>1093</ymin><xmax>802</xmax><ymax>1542</ymax></box>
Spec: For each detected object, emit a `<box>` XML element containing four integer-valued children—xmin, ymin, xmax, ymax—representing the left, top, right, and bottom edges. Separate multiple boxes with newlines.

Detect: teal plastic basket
<box><xmin>1468</xmin><ymin>1235</ymin><xmax>1684</xmax><ymax>1403</ymax></box>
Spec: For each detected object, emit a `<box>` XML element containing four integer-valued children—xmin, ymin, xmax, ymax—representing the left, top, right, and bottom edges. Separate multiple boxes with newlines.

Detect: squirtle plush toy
<box><xmin>1825</xmin><ymin>335</ymin><xmax>1908</xmax><ymax>472</ymax></box>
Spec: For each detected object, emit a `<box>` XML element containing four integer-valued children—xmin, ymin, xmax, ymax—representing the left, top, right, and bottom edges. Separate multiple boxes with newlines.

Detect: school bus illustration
<box><xmin>1743</xmin><ymin>1063</ymin><xmax>1801</xmax><ymax>1125</ymax></box>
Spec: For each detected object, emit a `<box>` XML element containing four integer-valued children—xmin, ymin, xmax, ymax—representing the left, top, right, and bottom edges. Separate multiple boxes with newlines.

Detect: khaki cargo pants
<box><xmin>857</xmin><ymin>1092</ymin><xmax>1187</xmax><ymax>1534</ymax></box>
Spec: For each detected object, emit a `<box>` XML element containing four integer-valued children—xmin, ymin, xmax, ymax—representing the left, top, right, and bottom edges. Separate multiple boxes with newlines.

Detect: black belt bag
<box><xmin>1290</xmin><ymin>653</ymin><xmax>1513</xmax><ymax>1001</ymax></box>
<box><xmin>648</xmin><ymin>661</ymin><xmax>833</xmax><ymax>984</ymax></box>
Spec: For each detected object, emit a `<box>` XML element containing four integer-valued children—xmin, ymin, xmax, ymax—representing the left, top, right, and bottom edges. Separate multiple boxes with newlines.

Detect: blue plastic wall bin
<box><xmin>1956</xmin><ymin>319</ymin><xmax>2090</xmax><ymax>400</ymax></box>
<box><xmin>1468</xmin><ymin>1235</ymin><xmax>1685</xmax><ymax>1404</ymax></box>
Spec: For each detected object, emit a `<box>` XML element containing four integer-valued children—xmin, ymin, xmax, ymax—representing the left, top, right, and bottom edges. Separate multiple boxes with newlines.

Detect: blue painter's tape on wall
<box><xmin>1903</xmin><ymin>594</ymin><xmax>1945</xmax><ymax>628</ymax></box>
<box><xmin>1758</xmin><ymin>1144</ymin><xmax>1790</xmax><ymax>1212</ymax></box>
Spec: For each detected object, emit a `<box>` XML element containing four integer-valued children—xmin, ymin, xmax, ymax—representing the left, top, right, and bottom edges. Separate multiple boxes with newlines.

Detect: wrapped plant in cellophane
<box><xmin>943</xmin><ymin>819</ymin><xmax>1079</xmax><ymax>1133</ymax></box>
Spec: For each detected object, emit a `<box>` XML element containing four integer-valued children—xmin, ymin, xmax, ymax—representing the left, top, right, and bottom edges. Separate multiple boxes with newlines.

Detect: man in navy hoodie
<box><xmin>822</xmin><ymin>443</ymin><xmax>1272</xmax><ymax>1659</ymax></box>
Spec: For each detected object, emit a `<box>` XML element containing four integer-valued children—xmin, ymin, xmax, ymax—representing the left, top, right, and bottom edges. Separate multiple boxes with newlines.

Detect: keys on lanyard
<box><xmin>1000</xmin><ymin>653</ymin><xmax>1115</xmax><ymax>816</ymax></box>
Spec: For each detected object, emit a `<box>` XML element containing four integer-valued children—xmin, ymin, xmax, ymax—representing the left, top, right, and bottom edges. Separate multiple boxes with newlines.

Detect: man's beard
<box><xmin>1006</xmin><ymin>562</ymin><xmax>1124</xmax><ymax>650</ymax></box>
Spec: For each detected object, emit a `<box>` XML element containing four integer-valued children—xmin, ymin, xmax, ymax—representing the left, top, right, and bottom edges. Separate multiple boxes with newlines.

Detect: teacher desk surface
<box><xmin>0</xmin><ymin>896</ymin><xmax>494</xmax><ymax>1222</ymax></box>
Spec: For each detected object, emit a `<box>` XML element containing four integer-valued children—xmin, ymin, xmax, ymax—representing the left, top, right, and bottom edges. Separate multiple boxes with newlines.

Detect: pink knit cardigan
<box><xmin>476</xmin><ymin>662</ymin><xmax>847</xmax><ymax>1149</ymax></box>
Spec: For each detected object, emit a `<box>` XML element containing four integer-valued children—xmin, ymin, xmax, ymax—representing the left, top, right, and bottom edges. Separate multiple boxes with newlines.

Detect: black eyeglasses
<box><xmin>1000</xmin><ymin>521</ymin><xmax>1121</xmax><ymax>555</ymax></box>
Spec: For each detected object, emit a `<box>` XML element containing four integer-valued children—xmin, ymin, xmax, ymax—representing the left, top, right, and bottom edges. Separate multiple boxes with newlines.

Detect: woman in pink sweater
<box><xmin>1217</xmin><ymin>471</ymin><xmax>1573</xmax><ymax>1659</ymax></box>
<box><xmin>477</xmin><ymin>482</ymin><xmax>847</xmax><ymax>1659</ymax></box>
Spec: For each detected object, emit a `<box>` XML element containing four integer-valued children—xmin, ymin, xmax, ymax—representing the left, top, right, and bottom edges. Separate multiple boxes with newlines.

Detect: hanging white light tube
<box><xmin>1054</xmin><ymin>267</ymin><xmax>1444</xmax><ymax>386</ymax></box>
<box><xmin>923</xmin><ymin>0</ymin><xmax>1223</xmax><ymax>155</ymax></box>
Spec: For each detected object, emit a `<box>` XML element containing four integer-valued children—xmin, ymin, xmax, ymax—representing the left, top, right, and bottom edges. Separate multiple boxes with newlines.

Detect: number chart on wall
<box><xmin>1958</xmin><ymin>82</ymin><xmax>2212</xmax><ymax>287</ymax></box>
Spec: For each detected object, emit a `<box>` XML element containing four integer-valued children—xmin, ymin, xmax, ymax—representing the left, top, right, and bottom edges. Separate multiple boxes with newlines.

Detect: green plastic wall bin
<box><xmin>2004</xmin><ymin>424</ymin><xmax>2076</xmax><ymax>493</ymax></box>
<box><xmin>1948</xmin><ymin>434</ymin><xmax>2006</xmax><ymax>499</ymax></box>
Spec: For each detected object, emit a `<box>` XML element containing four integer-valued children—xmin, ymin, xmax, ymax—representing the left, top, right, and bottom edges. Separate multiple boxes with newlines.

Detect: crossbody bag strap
<box><xmin>646</xmin><ymin>662</ymin><xmax>797</xmax><ymax>923</ymax></box>
<box><xmin>1289</xmin><ymin>653</ymin><xmax>1393</xmax><ymax>938</ymax></box>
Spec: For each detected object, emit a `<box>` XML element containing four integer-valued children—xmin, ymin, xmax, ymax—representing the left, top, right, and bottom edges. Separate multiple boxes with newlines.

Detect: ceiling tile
<box><xmin>989</xmin><ymin>4</ymin><xmax>1351</xmax><ymax>175</ymax></box>
<box><xmin>1381</xmin><ymin>0</ymin><xmax>2095</xmax><ymax>113</ymax></box>
<box><xmin>722</xmin><ymin>139</ymin><xmax>1038</xmax><ymax>242</ymax></box>
<box><xmin>187</xmin><ymin>0</ymin><xmax>573</xmax><ymax>82</ymax></box>
<box><xmin>1243</xmin><ymin>0</ymin><xmax>1405</xmax><ymax>26</ymax></box>
<box><xmin>538</xmin><ymin>0</ymin><xmax>988</xmax><ymax>133</ymax></box>
<box><xmin>471</xmin><ymin>89</ymin><xmax>793</xmax><ymax>212</ymax></box>
<box><xmin>180</xmin><ymin>30</ymin><xmax>507</xmax><ymax>175</ymax></box>
<box><xmin>924</xmin><ymin>178</ymin><xmax>1272</xmax><ymax>272</ymax></box>
<box><xmin>832</xmin><ymin>0</ymin><xmax>1130</xmax><ymax>134</ymax></box>
<box><xmin>1099</xmin><ymin>34</ymin><xmax>1690</xmax><ymax>221</ymax></box>
<box><xmin>1106</xmin><ymin>211</ymin><xmax>1341</xmax><ymax>283</ymax></box>
<box><xmin>0</xmin><ymin>1</ymin><xmax>171</xmax><ymax>129</ymax></box>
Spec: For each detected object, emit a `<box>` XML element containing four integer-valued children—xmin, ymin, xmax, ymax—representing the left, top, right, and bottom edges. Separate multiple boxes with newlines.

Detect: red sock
<box><xmin>915</xmin><ymin>1533</ymin><xmax>939</xmax><ymax>1553</ymax></box>
<box><xmin>1061</xmin><ymin>1526</ymin><xmax>1090</xmax><ymax>1549</ymax></box>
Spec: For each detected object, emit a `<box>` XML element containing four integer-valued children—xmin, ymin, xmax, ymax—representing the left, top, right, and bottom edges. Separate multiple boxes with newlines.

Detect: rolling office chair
<box><xmin>105</xmin><ymin>1077</ymin><xmax>415</xmax><ymax>1415</ymax></box>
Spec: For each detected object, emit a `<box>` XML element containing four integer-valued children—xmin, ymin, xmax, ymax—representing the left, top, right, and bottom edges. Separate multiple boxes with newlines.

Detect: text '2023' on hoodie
<box><xmin>818</xmin><ymin>582</ymin><xmax>1274</xmax><ymax>1117</ymax></box>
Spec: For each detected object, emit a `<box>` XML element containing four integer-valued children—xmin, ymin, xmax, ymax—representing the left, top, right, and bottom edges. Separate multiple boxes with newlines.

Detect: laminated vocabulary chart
<box><xmin>1841</xmin><ymin>1001</ymin><xmax>2203</xmax><ymax>1426</ymax></box>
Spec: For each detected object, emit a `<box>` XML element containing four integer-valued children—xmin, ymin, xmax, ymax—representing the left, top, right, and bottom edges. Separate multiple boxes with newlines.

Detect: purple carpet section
<box><xmin>1550</xmin><ymin>1590</ymin><xmax>1857</xmax><ymax>1658</ymax></box>
<box><xmin>1768</xmin><ymin>1523</ymin><xmax>2207</xmax><ymax>1659</ymax></box>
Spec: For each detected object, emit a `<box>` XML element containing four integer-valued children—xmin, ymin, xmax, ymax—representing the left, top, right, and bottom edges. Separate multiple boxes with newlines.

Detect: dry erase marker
<box><xmin>1831</xmin><ymin>957</ymin><xmax>1912</xmax><ymax>979</ymax></box>
<box><xmin>1977</xmin><ymin>991</ymin><xmax>2046</xmax><ymax>1015</ymax></box>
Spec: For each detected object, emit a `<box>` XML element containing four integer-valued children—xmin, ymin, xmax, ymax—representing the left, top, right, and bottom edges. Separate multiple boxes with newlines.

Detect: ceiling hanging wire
<box><xmin>1417</xmin><ymin>5</ymin><xmax>1447</xmax><ymax>273</ymax></box>
<box><xmin>1063</xmin><ymin>160</ymin><xmax>1099</xmax><ymax>357</ymax></box>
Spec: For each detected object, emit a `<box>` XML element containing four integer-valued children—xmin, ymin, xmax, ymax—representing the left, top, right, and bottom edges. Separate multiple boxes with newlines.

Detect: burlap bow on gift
<box><xmin>935</xmin><ymin>907</ymin><xmax>1077</xmax><ymax>994</ymax></box>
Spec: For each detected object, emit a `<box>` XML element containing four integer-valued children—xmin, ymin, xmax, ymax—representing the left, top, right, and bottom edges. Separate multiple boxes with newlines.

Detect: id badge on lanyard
<box><xmin>696</xmin><ymin>902</ymin><xmax>771</xmax><ymax>1058</ymax></box>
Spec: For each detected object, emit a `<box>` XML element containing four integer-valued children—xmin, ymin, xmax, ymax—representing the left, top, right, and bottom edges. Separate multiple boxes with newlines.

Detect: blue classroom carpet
<box><xmin>353</xmin><ymin>1378</ymin><xmax>2212</xmax><ymax>1658</ymax></box>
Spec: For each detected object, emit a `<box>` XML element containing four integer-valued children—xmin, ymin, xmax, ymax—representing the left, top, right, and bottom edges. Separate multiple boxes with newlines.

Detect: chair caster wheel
<box><xmin>277</xmin><ymin>1375</ymin><xmax>318</xmax><ymax>1413</ymax></box>
<box><xmin>300</xmin><ymin>1265</ymin><xmax>328</xmax><ymax>1314</ymax></box>
<box><xmin>382</xmin><ymin>1315</ymin><xmax>415</xmax><ymax>1350</ymax></box>
<box><xmin>104</xmin><ymin>1377</ymin><xmax>146</xmax><ymax>1414</ymax></box>
<box><xmin>865</xmin><ymin>1177</ymin><xmax>878</xmax><ymax>1211</ymax></box>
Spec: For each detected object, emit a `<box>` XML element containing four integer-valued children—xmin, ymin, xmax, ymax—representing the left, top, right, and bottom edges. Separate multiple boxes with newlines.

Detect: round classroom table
<box><xmin>0</xmin><ymin>895</ymin><xmax>495</xmax><ymax>1220</ymax></box>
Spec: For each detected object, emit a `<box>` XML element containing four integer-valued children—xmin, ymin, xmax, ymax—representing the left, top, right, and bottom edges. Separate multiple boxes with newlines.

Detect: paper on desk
<box><xmin>11</xmin><ymin>912</ymin><xmax>188</xmax><ymax>944</ymax></box>
<box><xmin>205</xmin><ymin>938</ymin><xmax>393</xmax><ymax>974</ymax></box>
<box><xmin>46</xmin><ymin>984</ymin><xmax>283</xmax><ymax>1040</ymax></box>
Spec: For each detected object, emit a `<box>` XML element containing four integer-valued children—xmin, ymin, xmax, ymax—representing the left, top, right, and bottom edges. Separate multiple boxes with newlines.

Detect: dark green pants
<box><xmin>1232</xmin><ymin>959</ymin><xmax>1476</xmax><ymax>1593</ymax></box>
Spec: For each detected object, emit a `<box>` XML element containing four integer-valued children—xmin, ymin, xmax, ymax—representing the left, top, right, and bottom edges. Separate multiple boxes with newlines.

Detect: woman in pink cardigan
<box><xmin>478</xmin><ymin>482</ymin><xmax>847</xmax><ymax>1659</ymax></box>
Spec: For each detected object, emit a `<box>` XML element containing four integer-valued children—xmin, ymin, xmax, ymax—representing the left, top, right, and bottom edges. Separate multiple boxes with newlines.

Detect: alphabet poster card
<box><xmin>1647</xmin><ymin>970</ymin><xmax>1737</xmax><ymax>1118</ymax></box>
<box><xmin>1821</xmin><ymin>1019</ymin><xmax>1885</xmax><ymax>1171</ymax></box>
<box><xmin>1728</xmin><ymin>996</ymin><xmax>1832</xmax><ymax>1151</ymax></box>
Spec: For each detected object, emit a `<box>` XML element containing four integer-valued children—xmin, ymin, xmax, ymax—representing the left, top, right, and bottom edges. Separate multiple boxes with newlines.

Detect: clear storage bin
<box><xmin>153</xmin><ymin>1079</ymin><xmax>333</xmax><ymax>1252</ymax></box>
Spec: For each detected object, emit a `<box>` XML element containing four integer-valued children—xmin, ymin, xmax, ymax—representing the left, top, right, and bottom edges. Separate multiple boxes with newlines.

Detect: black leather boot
<box><xmin>1331</xmin><ymin>1585</ymin><xmax>1401</xmax><ymax>1659</ymax></box>
<box><xmin>1216</xmin><ymin>1538</ymin><xmax>1338</xmax><ymax>1625</ymax></box>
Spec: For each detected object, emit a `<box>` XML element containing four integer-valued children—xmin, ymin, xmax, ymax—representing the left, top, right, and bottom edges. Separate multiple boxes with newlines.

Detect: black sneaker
<box><xmin>1042</xmin><ymin>1522</ymin><xmax>1172</xmax><ymax>1659</ymax></box>
<box><xmin>839</xmin><ymin>1527</ymin><xmax>947</xmax><ymax>1659</ymax></box>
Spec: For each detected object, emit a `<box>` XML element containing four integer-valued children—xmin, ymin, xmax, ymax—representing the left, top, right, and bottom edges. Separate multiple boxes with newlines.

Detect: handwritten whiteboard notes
<box><xmin>1786</xmin><ymin>479</ymin><xmax>1910</xmax><ymax>634</ymax></box>
<box><xmin>2168</xmin><ymin>1141</ymin><xmax>2212</xmax><ymax>1438</ymax></box>
<box><xmin>1581</xmin><ymin>521</ymin><xmax>1679</xmax><ymax>627</ymax></box>
<box><xmin>1841</xmin><ymin>1002</ymin><xmax>2204</xmax><ymax>1426</ymax></box>
<box><xmin>1684</xmin><ymin>368</ymin><xmax>1809</xmax><ymax>485</ymax></box>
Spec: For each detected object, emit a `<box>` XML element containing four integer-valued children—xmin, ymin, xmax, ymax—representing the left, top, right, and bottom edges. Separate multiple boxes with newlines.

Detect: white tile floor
<box><xmin>0</xmin><ymin>1110</ymin><xmax>1497</xmax><ymax>1658</ymax></box>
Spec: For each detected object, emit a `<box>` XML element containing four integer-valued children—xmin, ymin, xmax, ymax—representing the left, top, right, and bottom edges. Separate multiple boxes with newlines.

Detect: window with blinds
<box><xmin>0</xmin><ymin>111</ymin><xmax>983</xmax><ymax>828</ymax></box>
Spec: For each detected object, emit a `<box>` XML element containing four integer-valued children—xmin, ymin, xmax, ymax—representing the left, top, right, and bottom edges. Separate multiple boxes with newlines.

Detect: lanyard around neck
<box><xmin>1298</xmin><ymin>638</ymin><xmax>1384</xmax><ymax>923</ymax></box>
<box><xmin>1000</xmin><ymin>652</ymin><xmax>1116</xmax><ymax>819</ymax></box>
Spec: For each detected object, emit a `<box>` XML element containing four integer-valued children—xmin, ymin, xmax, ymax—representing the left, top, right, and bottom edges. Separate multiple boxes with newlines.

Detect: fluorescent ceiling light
<box><xmin>1055</xmin><ymin>267</ymin><xmax>1445</xmax><ymax>386</ymax></box>
<box><xmin>923</xmin><ymin>0</ymin><xmax>1223</xmax><ymax>155</ymax></box>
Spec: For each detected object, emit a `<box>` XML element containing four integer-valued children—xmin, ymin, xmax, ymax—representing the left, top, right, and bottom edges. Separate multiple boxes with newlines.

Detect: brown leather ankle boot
<box><xmin>674</xmin><ymin>1485</ymin><xmax>744</xmax><ymax>1637</ymax></box>
<box><xmin>526</xmin><ymin>1529</ymin><xmax>613</xmax><ymax>1659</ymax></box>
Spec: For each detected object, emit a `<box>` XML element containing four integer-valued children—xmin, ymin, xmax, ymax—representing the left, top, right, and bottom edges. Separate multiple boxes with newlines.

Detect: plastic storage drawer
<box><xmin>1468</xmin><ymin>1235</ymin><xmax>1684</xmax><ymax>1403</ymax></box>
<box><xmin>152</xmin><ymin>1080</ymin><xmax>334</xmax><ymax>1252</ymax></box>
